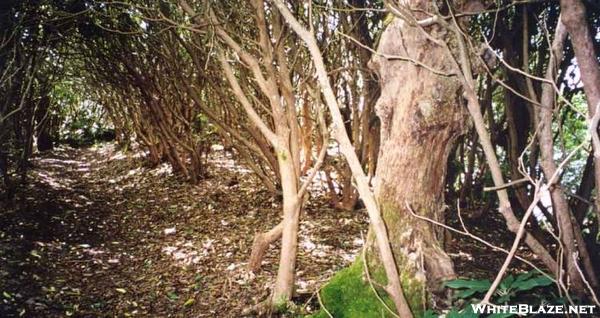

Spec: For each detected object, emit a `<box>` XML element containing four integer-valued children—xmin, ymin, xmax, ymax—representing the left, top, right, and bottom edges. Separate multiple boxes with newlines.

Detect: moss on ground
<box><xmin>309</xmin><ymin>258</ymin><xmax>397</xmax><ymax>318</ymax></box>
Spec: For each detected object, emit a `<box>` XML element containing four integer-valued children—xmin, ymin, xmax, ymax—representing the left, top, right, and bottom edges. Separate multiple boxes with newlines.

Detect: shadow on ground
<box><xmin>0</xmin><ymin>144</ymin><xmax>367</xmax><ymax>317</ymax></box>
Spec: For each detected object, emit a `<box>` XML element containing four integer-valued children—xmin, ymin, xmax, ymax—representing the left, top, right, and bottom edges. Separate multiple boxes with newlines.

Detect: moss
<box><xmin>370</xmin><ymin>261</ymin><xmax>388</xmax><ymax>286</ymax></box>
<box><xmin>308</xmin><ymin>200</ymin><xmax>429</xmax><ymax>317</ymax></box>
<box><xmin>278</xmin><ymin>150</ymin><xmax>288</xmax><ymax>161</ymax></box>
<box><xmin>368</xmin><ymin>253</ymin><xmax>426</xmax><ymax>317</ymax></box>
<box><xmin>377</xmin><ymin>201</ymin><xmax>427</xmax><ymax>316</ymax></box>
<box><xmin>273</xmin><ymin>295</ymin><xmax>290</xmax><ymax>313</ymax></box>
<box><xmin>308</xmin><ymin>257</ymin><xmax>397</xmax><ymax>318</ymax></box>
<box><xmin>380</xmin><ymin>202</ymin><xmax>402</xmax><ymax>226</ymax></box>
<box><xmin>307</xmin><ymin>253</ymin><xmax>426</xmax><ymax>317</ymax></box>
<box><xmin>387</xmin><ymin>247</ymin><xmax>425</xmax><ymax>316</ymax></box>
<box><xmin>400</xmin><ymin>269</ymin><xmax>425</xmax><ymax>317</ymax></box>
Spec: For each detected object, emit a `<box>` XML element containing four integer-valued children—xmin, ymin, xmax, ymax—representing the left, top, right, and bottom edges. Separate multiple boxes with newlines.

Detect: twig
<box><xmin>572</xmin><ymin>253</ymin><xmax>600</xmax><ymax>307</ymax></box>
<box><xmin>482</xmin><ymin>140</ymin><xmax>587</xmax><ymax>304</ymax></box>
<box><xmin>317</xmin><ymin>288</ymin><xmax>333</xmax><ymax>318</ymax></box>
<box><xmin>273</xmin><ymin>2</ymin><xmax>413</xmax><ymax>316</ymax></box>
<box><xmin>406</xmin><ymin>202</ymin><xmax>555</xmax><ymax>284</ymax></box>
<box><xmin>297</xmin><ymin>103</ymin><xmax>329</xmax><ymax>199</ymax></box>
<box><xmin>335</xmin><ymin>30</ymin><xmax>454</xmax><ymax>77</ymax></box>
<box><xmin>483</xmin><ymin>178</ymin><xmax>528</xmax><ymax>191</ymax></box>
<box><xmin>481</xmin><ymin>179</ymin><xmax>543</xmax><ymax>304</ymax></box>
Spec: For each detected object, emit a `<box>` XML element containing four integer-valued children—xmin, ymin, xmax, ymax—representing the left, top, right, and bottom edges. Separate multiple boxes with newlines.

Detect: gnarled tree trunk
<box><xmin>365</xmin><ymin>14</ymin><xmax>468</xmax><ymax>310</ymax></box>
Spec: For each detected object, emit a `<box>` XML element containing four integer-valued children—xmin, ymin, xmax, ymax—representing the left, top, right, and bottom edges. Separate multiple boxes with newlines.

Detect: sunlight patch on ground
<box><xmin>299</xmin><ymin>219</ymin><xmax>363</xmax><ymax>266</ymax></box>
<box><xmin>109</xmin><ymin>152</ymin><xmax>127</xmax><ymax>161</ymax></box>
<box><xmin>127</xmin><ymin>167</ymin><xmax>144</xmax><ymax>176</ymax></box>
<box><xmin>160</xmin><ymin>237</ymin><xmax>217</xmax><ymax>267</ymax></box>
<box><xmin>207</xmin><ymin>150</ymin><xmax>252</xmax><ymax>174</ymax></box>
<box><xmin>34</xmin><ymin>240</ymin><xmax>129</xmax><ymax>268</ymax></box>
<box><xmin>150</xmin><ymin>163</ymin><xmax>172</xmax><ymax>176</ymax></box>
<box><xmin>37</xmin><ymin>158</ymin><xmax>83</xmax><ymax>166</ymax></box>
<box><xmin>3</xmin><ymin>142</ymin><xmax>371</xmax><ymax>316</ymax></box>
<box><xmin>33</xmin><ymin>171</ymin><xmax>73</xmax><ymax>190</ymax></box>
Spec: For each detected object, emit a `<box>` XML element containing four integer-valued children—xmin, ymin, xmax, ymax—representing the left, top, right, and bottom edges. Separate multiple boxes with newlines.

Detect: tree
<box><xmin>366</xmin><ymin>10</ymin><xmax>469</xmax><ymax>307</ymax></box>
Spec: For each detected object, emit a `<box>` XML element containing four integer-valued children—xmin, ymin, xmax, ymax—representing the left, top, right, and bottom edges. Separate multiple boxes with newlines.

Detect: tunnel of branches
<box><xmin>1</xmin><ymin>0</ymin><xmax>600</xmax><ymax>317</ymax></box>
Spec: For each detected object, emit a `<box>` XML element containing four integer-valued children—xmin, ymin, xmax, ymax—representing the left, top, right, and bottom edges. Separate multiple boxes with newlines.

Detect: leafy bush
<box><xmin>421</xmin><ymin>272</ymin><xmax>554</xmax><ymax>318</ymax></box>
<box><xmin>58</xmin><ymin>101</ymin><xmax>114</xmax><ymax>147</ymax></box>
<box><xmin>444</xmin><ymin>272</ymin><xmax>553</xmax><ymax>303</ymax></box>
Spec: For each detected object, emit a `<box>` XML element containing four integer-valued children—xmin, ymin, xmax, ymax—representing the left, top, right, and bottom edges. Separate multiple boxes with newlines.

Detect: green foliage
<box><xmin>51</xmin><ymin>80</ymin><xmax>114</xmax><ymax>147</ymax></box>
<box><xmin>444</xmin><ymin>272</ymin><xmax>553</xmax><ymax>303</ymax></box>
<box><xmin>419</xmin><ymin>272</ymin><xmax>554</xmax><ymax>318</ymax></box>
<box><xmin>444</xmin><ymin>278</ymin><xmax>492</xmax><ymax>299</ymax></box>
<box><xmin>275</xmin><ymin>299</ymin><xmax>306</xmax><ymax>317</ymax></box>
<box><xmin>309</xmin><ymin>258</ymin><xmax>396</xmax><ymax>318</ymax></box>
<box><xmin>556</xmin><ymin>92</ymin><xmax>589</xmax><ymax>192</ymax></box>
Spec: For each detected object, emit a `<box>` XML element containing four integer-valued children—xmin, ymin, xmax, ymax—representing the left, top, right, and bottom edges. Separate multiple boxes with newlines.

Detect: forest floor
<box><xmin>0</xmin><ymin>143</ymin><xmax>533</xmax><ymax>317</ymax></box>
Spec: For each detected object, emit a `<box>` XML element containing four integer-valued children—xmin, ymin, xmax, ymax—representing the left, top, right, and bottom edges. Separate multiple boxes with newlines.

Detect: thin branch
<box><xmin>483</xmin><ymin>178</ymin><xmax>529</xmax><ymax>192</ymax></box>
<box><xmin>360</xmin><ymin>232</ymin><xmax>400</xmax><ymax>318</ymax></box>
<box><xmin>336</xmin><ymin>30</ymin><xmax>455</xmax><ymax>77</ymax></box>
<box><xmin>405</xmin><ymin>202</ymin><xmax>555</xmax><ymax>283</ymax></box>
<box><xmin>316</xmin><ymin>288</ymin><xmax>333</xmax><ymax>318</ymax></box>
<box><xmin>482</xmin><ymin>140</ymin><xmax>587</xmax><ymax>304</ymax></box>
<box><xmin>572</xmin><ymin>253</ymin><xmax>600</xmax><ymax>307</ymax></box>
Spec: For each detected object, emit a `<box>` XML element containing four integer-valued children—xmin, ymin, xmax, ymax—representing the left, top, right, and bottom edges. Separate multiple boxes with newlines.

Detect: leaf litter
<box><xmin>0</xmin><ymin>143</ymin><xmax>536</xmax><ymax>316</ymax></box>
<box><xmin>0</xmin><ymin>143</ymin><xmax>368</xmax><ymax>317</ymax></box>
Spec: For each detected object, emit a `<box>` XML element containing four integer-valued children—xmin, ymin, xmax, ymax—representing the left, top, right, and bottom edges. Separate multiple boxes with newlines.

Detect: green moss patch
<box><xmin>309</xmin><ymin>258</ymin><xmax>397</xmax><ymax>318</ymax></box>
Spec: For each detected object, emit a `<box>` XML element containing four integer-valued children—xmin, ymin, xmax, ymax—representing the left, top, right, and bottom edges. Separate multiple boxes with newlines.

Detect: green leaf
<box><xmin>167</xmin><ymin>291</ymin><xmax>179</xmax><ymax>301</ymax></box>
<box><xmin>496</xmin><ymin>294</ymin><xmax>512</xmax><ymax>303</ymax></box>
<box><xmin>183</xmin><ymin>298</ymin><xmax>195</xmax><ymax>307</ymax></box>
<box><xmin>514</xmin><ymin>271</ymin><xmax>534</xmax><ymax>282</ymax></box>
<box><xmin>446</xmin><ymin>308</ymin><xmax>462</xmax><ymax>318</ymax></box>
<box><xmin>444</xmin><ymin>279</ymin><xmax>491</xmax><ymax>291</ymax></box>
<box><xmin>422</xmin><ymin>309</ymin><xmax>438</xmax><ymax>318</ymax></box>
<box><xmin>512</xmin><ymin>276</ymin><xmax>553</xmax><ymax>291</ymax></box>
<box><xmin>500</xmin><ymin>274</ymin><xmax>514</xmax><ymax>290</ymax></box>
<box><xmin>446</xmin><ymin>306</ymin><xmax>479</xmax><ymax>318</ymax></box>
<box><xmin>455</xmin><ymin>288</ymin><xmax>482</xmax><ymax>299</ymax></box>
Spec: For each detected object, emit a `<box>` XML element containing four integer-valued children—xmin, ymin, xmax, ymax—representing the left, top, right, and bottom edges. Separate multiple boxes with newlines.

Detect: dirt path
<box><xmin>0</xmin><ymin>144</ymin><xmax>367</xmax><ymax>317</ymax></box>
<box><xmin>0</xmin><ymin>144</ymin><xmax>538</xmax><ymax>317</ymax></box>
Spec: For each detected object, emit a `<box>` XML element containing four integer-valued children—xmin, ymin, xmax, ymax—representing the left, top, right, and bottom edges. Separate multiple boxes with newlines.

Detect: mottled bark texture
<box><xmin>366</xmin><ymin>13</ymin><xmax>468</xmax><ymax>307</ymax></box>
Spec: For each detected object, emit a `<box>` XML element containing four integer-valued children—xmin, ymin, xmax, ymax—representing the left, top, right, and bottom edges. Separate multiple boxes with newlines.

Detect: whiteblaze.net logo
<box><xmin>471</xmin><ymin>303</ymin><xmax>597</xmax><ymax>315</ymax></box>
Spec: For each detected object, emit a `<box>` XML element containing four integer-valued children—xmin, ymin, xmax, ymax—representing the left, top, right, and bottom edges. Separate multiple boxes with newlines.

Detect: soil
<box><xmin>0</xmin><ymin>143</ymin><xmax>533</xmax><ymax>317</ymax></box>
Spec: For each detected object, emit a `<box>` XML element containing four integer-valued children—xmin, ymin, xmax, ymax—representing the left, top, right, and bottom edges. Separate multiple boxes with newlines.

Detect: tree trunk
<box><xmin>536</xmin><ymin>19</ymin><xmax>597</xmax><ymax>293</ymax></box>
<box><xmin>366</xmin><ymin>15</ymin><xmax>467</xmax><ymax>310</ymax></box>
<box><xmin>271</xmin><ymin>148</ymin><xmax>301</xmax><ymax>306</ymax></box>
<box><xmin>560</xmin><ymin>0</ymin><xmax>600</xmax><ymax>228</ymax></box>
<box><xmin>0</xmin><ymin>149</ymin><xmax>12</xmax><ymax>199</ymax></box>
<box><xmin>35</xmin><ymin>95</ymin><xmax>53</xmax><ymax>152</ymax></box>
<box><xmin>275</xmin><ymin>2</ymin><xmax>414</xmax><ymax>315</ymax></box>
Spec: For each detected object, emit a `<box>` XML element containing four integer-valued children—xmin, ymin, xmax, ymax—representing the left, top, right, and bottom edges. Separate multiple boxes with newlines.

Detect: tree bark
<box><xmin>271</xmin><ymin>152</ymin><xmax>301</xmax><ymax>304</ymax></box>
<box><xmin>560</xmin><ymin>0</ymin><xmax>600</xmax><ymax>222</ymax></box>
<box><xmin>274</xmin><ymin>2</ymin><xmax>414</xmax><ymax>316</ymax></box>
<box><xmin>536</xmin><ymin>18</ymin><xmax>597</xmax><ymax>293</ymax></box>
<box><xmin>367</xmin><ymin>15</ymin><xmax>466</xmax><ymax>304</ymax></box>
<box><xmin>248</xmin><ymin>222</ymin><xmax>283</xmax><ymax>272</ymax></box>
